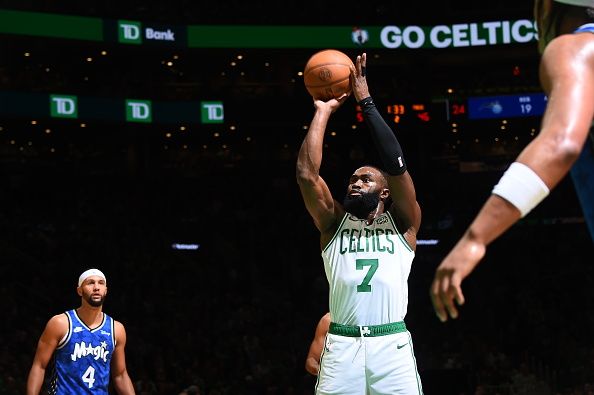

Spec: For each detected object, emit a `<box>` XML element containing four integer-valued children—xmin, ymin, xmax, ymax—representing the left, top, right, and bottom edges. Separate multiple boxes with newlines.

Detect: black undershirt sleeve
<box><xmin>359</xmin><ymin>96</ymin><xmax>407</xmax><ymax>175</ymax></box>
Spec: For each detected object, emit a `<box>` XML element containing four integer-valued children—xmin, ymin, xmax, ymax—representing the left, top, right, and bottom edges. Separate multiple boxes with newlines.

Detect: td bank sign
<box><xmin>118</xmin><ymin>20</ymin><xmax>177</xmax><ymax>44</ymax></box>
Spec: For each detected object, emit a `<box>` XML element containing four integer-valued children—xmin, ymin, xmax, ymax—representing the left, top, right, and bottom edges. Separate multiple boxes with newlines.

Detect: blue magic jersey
<box><xmin>49</xmin><ymin>309</ymin><xmax>115</xmax><ymax>394</ymax></box>
<box><xmin>322</xmin><ymin>212</ymin><xmax>415</xmax><ymax>326</ymax></box>
<box><xmin>574</xmin><ymin>23</ymin><xmax>594</xmax><ymax>34</ymax></box>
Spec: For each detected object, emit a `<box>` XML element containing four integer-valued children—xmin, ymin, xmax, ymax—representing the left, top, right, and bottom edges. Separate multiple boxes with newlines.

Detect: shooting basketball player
<box><xmin>27</xmin><ymin>269</ymin><xmax>135</xmax><ymax>394</ymax></box>
<box><xmin>297</xmin><ymin>52</ymin><xmax>423</xmax><ymax>394</ymax></box>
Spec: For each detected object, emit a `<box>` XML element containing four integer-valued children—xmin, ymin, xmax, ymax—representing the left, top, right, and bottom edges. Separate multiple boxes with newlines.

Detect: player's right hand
<box><xmin>430</xmin><ymin>237</ymin><xmax>486</xmax><ymax>322</ymax></box>
<box><xmin>313</xmin><ymin>93</ymin><xmax>349</xmax><ymax>113</ymax></box>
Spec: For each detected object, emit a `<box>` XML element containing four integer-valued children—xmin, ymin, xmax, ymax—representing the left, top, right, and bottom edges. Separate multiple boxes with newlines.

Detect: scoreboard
<box><xmin>356</xmin><ymin>93</ymin><xmax>548</xmax><ymax>125</ymax></box>
<box><xmin>467</xmin><ymin>93</ymin><xmax>547</xmax><ymax>120</ymax></box>
<box><xmin>355</xmin><ymin>102</ymin><xmax>439</xmax><ymax>125</ymax></box>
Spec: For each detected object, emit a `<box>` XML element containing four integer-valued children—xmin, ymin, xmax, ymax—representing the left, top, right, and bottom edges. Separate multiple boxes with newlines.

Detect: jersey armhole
<box><xmin>322</xmin><ymin>213</ymin><xmax>349</xmax><ymax>253</ymax></box>
<box><xmin>111</xmin><ymin>317</ymin><xmax>117</xmax><ymax>348</ymax></box>
<box><xmin>386</xmin><ymin>211</ymin><xmax>414</xmax><ymax>253</ymax></box>
<box><xmin>56</xmin><ymin>312</ymin><xmax>72</xmax><ymax>350</ymax></box>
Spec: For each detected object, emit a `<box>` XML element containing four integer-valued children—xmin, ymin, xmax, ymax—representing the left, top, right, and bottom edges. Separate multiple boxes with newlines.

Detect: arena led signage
<box><xmin>468</xmin><ymin>93</ymin><xmax>547</xmax><ymax>120</ymax></box>
<box><xmin>114</xmin><ymin>19</ymin><xmax>183</xmax><ymax>46</ymax></box>
<box><xmin>186</xmin><ymin>20</ymin><xmax>537</xmax><ymax>49</ymax></box>
<box><xmin>1</xmin><ymin>92</ymin><xmax>226</xmax><ymax>125</ymax></box>
<box><xmin>0</xmin><ymin>9</ymin><xmax>537</xmax><ymax>49</ymax></box>
<box><xmin>379</xmin><ymin>20</ymin><xmax>537</xmax><ymax>49</ymax></box>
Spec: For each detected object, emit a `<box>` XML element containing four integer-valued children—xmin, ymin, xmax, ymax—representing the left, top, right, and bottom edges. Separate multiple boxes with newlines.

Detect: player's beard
<box><xmin>343</xmin><ymin>190</ymin><xmax>381</xmax><ymax>219</ymax></box>
<box><xmin>84</xmin><ymin>291</ymin><xmax>106</xmax><ymax>307</ymax></box>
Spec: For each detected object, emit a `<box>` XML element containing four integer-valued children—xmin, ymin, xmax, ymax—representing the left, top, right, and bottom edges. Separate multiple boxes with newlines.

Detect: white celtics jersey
<box><xmin>322</xmin><ymin>211</ymin><xmax>415</xmax><ymax>326</ymax></box>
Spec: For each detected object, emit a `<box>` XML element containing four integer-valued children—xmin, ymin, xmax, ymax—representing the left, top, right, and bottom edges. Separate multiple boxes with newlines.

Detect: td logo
<box><xmin>50</xmin><ymin>95</ymin><xmax>78</xmax><ymax>118</ymax></box>
<box><xmin>201</xmin><ymin>101</ymin><xmax>224</xmax><ymax>124</ymax></box>
<box><xmin>126</xmin><ymin>100</ymin><xmax>152</xmax><ymax>123</ymax></box>
<box><xmin>118</xmin><ymin>20</ymin><xmax>142</xmax><ymax>44</ymax></box>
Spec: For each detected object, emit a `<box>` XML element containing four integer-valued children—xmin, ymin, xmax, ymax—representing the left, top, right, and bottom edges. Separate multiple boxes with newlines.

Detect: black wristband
<box><xmin>358</xmin><ymin>96</ymin><xmax>374</xmax><ymax>107</ymax></box>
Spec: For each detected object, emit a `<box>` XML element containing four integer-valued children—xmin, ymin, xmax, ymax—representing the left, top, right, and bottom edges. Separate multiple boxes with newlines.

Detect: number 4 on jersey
<box><xmin>82</xmin><ymin>366</ymin><xmax>96</xmax><ymax>388</ymax></box>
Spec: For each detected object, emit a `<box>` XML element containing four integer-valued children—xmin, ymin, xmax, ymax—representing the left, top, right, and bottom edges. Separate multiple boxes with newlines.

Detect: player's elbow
<box><xmin>545</xmin><ymin>133</ymin><xmax>584</xmax><ymax>168</ymax></box>
<box><xmin>111</xmin><ymin>367</ymin><xmax>128</xmax><ymax>382</ymax></box>
<box><xmin>556</xmin><ymin>138</ymin><xmax>583</xmax><ymax>166</ymax></box>
<box><xmin>528</xmin><ymin>126</ymin><xmax>585</xmax><ymax>175</ymax></box>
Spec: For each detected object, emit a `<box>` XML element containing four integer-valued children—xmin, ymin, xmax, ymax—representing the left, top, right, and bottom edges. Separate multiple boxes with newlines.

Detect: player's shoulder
<box><xmin>320</xmin><ymin>205</ymin><xmax>347</xmax><ymax>246</ymax></box>
<box><xmin>319</xmin><ymin>312</ymin><xmax>331</xmax><ymax>327</ymax></box>
<box><xmin>112</xmin><ymin>319</ymin><xmax>127</xmax><ymax>342</ymax></box>
<box><xmin>48</xmin><ymin>312</ymin><xmax>69</xmax><ymax>325</ymax></box>
<box><xmin>113</xmin><ymin>319</ymin><xmax>125</xmax><ymax>329</ymax></box>
<box><xmin>545</xmin><ymin>31</ymin><xmax>594</xmax><ymax>59</ymax></box>
<box><xmin>44</xmin><ymin>312</ymin><xmax>69</xmax><ymax>336</ymax></box>
<box><xmin>386</xmin><ymin>208</ymin><xmax>418</xmax><ymax>251</ymax></box>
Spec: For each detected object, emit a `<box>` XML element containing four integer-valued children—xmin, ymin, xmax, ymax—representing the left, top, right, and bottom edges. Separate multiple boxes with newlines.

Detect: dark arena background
<box><xmin>1</xmin><ymin>1</ymin><xmax>594</xmax><ymax>394</ymax></box>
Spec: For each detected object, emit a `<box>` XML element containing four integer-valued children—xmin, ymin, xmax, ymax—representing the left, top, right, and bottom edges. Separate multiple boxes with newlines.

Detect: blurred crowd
<box><xmin>0</xmin><ymin>134</ymin><xmax>593</xmax><ymax>395</ymax></box>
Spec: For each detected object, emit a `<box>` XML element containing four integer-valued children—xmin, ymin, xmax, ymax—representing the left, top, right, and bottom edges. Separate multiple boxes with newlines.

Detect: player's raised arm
<box><xmin>296</xmin><ymin>96</ymin><xmax>348</xmax><ymax>241</ymax></box>
<box><xmin>350</xmin><ymin>53</ymin><xmax>421</xmax><ymax>247</ymax></box>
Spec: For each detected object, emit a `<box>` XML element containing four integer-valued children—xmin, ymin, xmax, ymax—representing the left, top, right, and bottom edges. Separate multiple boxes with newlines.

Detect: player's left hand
<box><xmin>430</xmin><ymin>237</ymin><xmax>486</xmax><ymax>322</ymax></box>
<box><xmin>350</xmin><ymin>53</ymin><xmax>370</xmax><ymax>102</ymax></box>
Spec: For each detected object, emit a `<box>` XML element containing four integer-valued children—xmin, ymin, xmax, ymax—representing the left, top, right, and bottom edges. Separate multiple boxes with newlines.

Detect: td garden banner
<box><xmin>0</xmin><ymin>9</ymin><xmax>537</xmax><ymax>49</ymax></box>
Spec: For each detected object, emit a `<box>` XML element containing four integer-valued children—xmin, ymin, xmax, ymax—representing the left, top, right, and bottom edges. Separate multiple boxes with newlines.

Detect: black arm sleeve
<box><xmin>359</xmin><ymin>96</ymin><xmax>407</xmax><ymax>175</ymax></box>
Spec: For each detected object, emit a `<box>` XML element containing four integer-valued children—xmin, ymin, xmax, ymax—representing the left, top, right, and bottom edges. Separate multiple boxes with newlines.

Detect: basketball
<box><xmin>303</xmin><ymin>49</ymin><xmax>354</xmax><ymax>101</ymax></box>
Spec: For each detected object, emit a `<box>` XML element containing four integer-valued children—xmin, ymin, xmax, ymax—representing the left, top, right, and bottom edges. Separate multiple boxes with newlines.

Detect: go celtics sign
<box><xmin>359</xmin><ymin>20</ymin><xmax>537</xmax><ymax>49</ymax></box>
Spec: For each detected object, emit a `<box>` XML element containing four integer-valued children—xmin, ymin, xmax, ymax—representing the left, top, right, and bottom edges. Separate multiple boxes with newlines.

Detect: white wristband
<box><xmin>492</xmin><ymin>162</ymin><xmax>550</xmax><ymax>217</ymax></box>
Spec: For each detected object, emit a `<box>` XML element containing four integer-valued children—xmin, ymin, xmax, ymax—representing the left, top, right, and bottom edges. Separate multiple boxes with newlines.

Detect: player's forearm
<box><xmin>113</xmin><ymin>372</ymin><xmax>136</xmax><ymax>395</ymax></box>
<box><xmin>516</xmin><ymin>128</ymin><xmax>584</xmax><ymax>190</ymax></box>
<box><xmin>360</xmin><ymin>97</ymin><xmax>407</xmax><ymax>176</ymax></box>
<box><xmin>305</xmin><ymin>357</ymin><xmax>320</xmax><ymax>376</ymax></box>
<box><xmin>465</xmin><ymin>195</ymin><xmax>521</xmax><ymax>248</ymax></box>
<box><xmin>26</xmin><ymin>366</ymin><xmax>45</xmax><ymax>395</ymax></box>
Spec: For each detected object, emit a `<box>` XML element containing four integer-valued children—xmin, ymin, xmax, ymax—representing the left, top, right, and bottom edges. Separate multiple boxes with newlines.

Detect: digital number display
<box><xmin>468</xmin><ymin>93</ymin><xmax>547</xmax><ymax>120</ymax></box>
<box><xmin>384</xmin><ymin>103</ymin><xmax>431</xmax><ymax>124</ymax></box>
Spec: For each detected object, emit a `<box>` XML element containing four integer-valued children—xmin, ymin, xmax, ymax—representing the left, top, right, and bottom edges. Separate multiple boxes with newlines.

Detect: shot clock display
<box><xmin>354</xmin><ymin>102</ymin><xmax>433</xmax><ymax>125</ymax></box>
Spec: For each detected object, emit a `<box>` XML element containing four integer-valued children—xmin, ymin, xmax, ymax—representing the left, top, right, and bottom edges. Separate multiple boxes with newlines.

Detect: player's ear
<box><xmin>380</xmin><ymin>188</ymin><xmax>390</xmax><ymax>201</ymax></box>
<box><xmin>76</xmin><ymin>286</ymin><xmax>83</xmax><ymax>297</ymax></box>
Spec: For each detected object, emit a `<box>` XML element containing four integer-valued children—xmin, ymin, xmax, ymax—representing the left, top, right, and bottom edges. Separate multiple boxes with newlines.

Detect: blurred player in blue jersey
<box><xmin>431</xmin><ymin>0</ymin><xmax>594</xmax><ymax>322</ymax></box>
<box><xmin>27</xmin><ymin>269</ymin><xmax>135</xmax><ymax>394</ymax></box>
